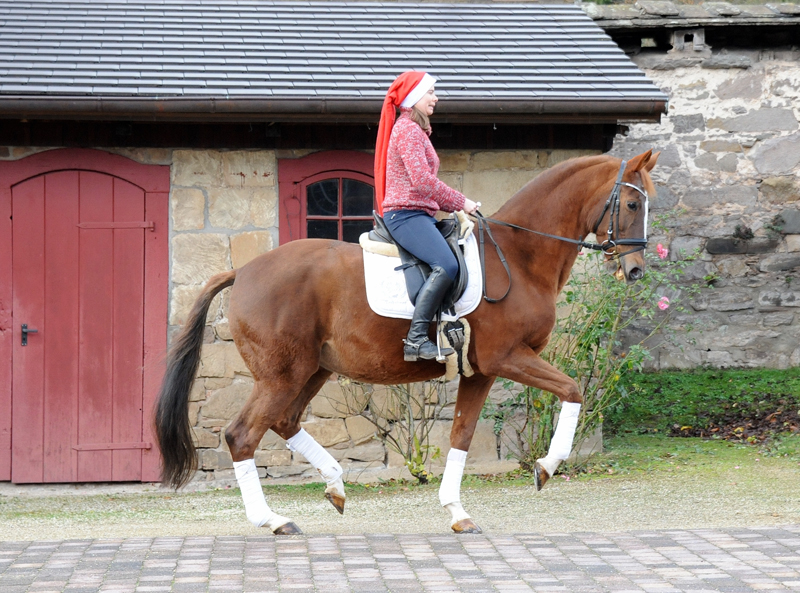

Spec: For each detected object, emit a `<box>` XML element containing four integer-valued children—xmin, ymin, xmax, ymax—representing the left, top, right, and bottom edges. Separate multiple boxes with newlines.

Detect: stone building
<box><xmin>6</xmin><ymin>0</ymin><xmax>793</xmax><ymax>486</ymax></box>
<box><xmin>588</xmin><ymin>1</ymin><xmax>800</xmax><ymax>369</ymax></box>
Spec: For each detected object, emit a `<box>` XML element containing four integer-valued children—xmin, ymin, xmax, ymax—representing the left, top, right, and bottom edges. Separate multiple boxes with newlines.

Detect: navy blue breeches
<box><xmin>384</xmin><ymin>209</ymin><xmax>458</xmax><ymax>281</ymax></box>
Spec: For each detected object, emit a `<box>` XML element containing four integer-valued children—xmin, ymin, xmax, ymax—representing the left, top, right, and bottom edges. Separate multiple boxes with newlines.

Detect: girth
<box><xmin>369</xmin><ymin>211</ymin><xmax>469</xmax><ymax>314</ymax></box>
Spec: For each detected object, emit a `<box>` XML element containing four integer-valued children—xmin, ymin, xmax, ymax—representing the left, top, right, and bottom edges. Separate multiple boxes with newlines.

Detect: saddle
<box><xmin>367</xmin><ymin>211</ymin><xmax>470</xmax><ymax>315</ymax></box>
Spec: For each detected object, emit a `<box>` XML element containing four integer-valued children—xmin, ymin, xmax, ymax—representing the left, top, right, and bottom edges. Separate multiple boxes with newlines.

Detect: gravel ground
<box><xmin>2</xmin><ymin>449</ymin><xmax>798</xmax><ymax>541</ymax></box>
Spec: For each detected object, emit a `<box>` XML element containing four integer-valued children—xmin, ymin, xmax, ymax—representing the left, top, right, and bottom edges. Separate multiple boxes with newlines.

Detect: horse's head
<box><xmin>594</xmin><ymin>150</ymin><xmax>660</xmax><ymax>283</ymax></box>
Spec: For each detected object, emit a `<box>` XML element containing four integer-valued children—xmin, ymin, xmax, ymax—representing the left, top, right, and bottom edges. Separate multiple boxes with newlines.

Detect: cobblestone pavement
<box><xmin>1</xmin><ymin>526</ymin><xmax>799</xmax><ymax>593</ymax></box>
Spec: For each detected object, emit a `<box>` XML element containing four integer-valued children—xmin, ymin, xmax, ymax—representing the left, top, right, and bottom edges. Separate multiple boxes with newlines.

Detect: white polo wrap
<box><xmin>286</xmin><ymin>428</ymin><xmax>343</xmax><ymax>485</ymax></box>
<box><xmin>438</xmin><ymin>448</ymin><xmax>468</xmax><ymax>507</ymax></box>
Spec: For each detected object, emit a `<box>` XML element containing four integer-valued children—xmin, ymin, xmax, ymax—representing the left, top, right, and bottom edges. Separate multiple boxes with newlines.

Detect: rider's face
<box><xmin>414</xmin><ymin>87</ymin><xmax>438</xmax><ymax>116</ymax></box>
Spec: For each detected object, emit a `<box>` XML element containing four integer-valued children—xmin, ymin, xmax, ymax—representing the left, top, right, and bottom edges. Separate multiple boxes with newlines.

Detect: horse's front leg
<box><xmin>489</xmin><ymin>344</ymin><xmax>583</xmax><ymax>490</ymax></box>
<box><xmin>441</xmin><ymin>373</ymin><xmax>495</xmax><ymax>534</ymax></box>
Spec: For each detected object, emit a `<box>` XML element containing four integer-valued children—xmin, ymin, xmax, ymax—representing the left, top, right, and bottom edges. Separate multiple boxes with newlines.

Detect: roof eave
<box><xmin>0</xmin><ymin>96</ymin><xmax>668</xmax><ymax>125</ymax></box>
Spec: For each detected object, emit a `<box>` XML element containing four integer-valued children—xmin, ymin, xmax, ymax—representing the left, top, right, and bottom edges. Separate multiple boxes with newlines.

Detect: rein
<box><xmin>474</xmin><ymin>159</ymin><xmax>650</xmax><ymax>303</ymax></box>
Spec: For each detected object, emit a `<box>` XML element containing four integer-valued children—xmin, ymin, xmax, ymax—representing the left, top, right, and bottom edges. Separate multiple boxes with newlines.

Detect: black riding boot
<box><xmin>404</xmin><ymin>266</ymin><xmax>455</xmax><ymax>362</ymax></box>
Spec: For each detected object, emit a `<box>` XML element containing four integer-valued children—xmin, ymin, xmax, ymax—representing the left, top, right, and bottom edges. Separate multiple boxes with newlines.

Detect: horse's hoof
<box><xmin>272</xmin><ymin>522</ymin><xmax>303</xmax><ymax>536</ymax></box>
<box><xmin>451</xmin><ymin>519</ymin><xmax>482</xmax><ymax>534</ymax></box>
<box><xmin>534</xmin><ymin>462</ymin><xmax>550</xmax><ymax>491</ymax></box>
<box><xmin>325</xmin><ymin>491</ymin><xmax>345</xmax><ymax>515</ymax></box>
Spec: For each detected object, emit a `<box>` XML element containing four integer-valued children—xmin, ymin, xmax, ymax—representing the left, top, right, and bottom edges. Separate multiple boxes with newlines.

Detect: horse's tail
<box><xmin>155</xmin><ymin>269</ymin><xmax>237</xmax><ymax>489</ymax></box>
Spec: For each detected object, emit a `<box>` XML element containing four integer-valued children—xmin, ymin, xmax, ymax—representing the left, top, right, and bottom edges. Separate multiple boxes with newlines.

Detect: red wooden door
<box><xmin>0</xmin><ymin>150</ymin><xmax>168</xmax><ymax>483</ymax></box>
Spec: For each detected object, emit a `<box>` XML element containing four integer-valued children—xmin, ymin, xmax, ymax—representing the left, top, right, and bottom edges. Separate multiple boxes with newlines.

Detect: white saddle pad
<box><xmin>362</xmin><ymin>233</ymin><xmax>483</xmax><ymax>321</ymax></box>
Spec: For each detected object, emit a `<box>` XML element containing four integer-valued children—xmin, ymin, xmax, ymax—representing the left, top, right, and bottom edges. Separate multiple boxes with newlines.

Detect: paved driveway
<box><xmin>1</xmin><ymin>526</ymin><xmax>799</xmax><ymax>592</ymax></box>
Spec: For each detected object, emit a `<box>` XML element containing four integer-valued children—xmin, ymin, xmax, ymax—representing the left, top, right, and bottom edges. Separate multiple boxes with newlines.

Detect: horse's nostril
<box><xmin>629</xmin><ymin>267</ymin><xmax>644</xmax><ymax>281</ymax></box>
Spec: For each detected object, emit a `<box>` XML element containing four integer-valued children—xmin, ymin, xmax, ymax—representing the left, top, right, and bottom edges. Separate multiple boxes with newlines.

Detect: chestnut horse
<box><xmin>155</xmin><ymin>150</ymin><xmax>659</xmax><ymax>534</ymax></box>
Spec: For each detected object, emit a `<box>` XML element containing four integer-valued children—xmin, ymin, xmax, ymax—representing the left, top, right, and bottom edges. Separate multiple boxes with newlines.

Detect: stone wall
<box><xmin>609</xmin><ymin>46</ymin><xmax>800</xmax><ymax>369</ymax></box>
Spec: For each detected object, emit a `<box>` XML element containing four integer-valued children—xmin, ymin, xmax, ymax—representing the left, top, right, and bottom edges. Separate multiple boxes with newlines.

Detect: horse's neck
<box><xmin>492</xmin><ymin>158</ymin><xmax>611</xmax><ymax>285</ymax></box>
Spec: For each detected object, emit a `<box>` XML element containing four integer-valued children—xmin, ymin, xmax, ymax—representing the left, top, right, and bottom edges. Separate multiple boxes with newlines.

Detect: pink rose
<box><xmin>657</xmin><ymin>244</ymin><xmax>669</xmax><ymax>260</ymax></box>
<box><xmin>658</xmin><ymin>296</ymin><xmax>670</xmax><ymax>311</ymax></box>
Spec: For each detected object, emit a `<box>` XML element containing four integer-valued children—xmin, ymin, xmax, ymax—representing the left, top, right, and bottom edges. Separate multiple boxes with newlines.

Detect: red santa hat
<box><xmin>374</xmin><ymin>71</ymin><xmax>436</xmax><ymax>215</ymax></box>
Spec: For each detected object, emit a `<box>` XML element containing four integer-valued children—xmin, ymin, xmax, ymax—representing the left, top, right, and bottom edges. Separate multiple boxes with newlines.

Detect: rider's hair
<box><xmin>408</xmin><ymin>106</ymin><xmax>431</xmax><ymax>133</ymax></box>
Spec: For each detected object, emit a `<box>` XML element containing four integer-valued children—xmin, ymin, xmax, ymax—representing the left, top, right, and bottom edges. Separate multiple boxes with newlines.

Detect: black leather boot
<box><xmin>404</xmin><ymin>266</ymin><xmax>455</xmax><ymax>362</ymax></box>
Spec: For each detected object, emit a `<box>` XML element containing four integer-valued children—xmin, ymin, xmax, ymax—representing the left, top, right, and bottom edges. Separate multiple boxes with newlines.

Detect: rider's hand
<box><xmin>463</xmin><ymin>198</ymin><xmax>480</xmax><ymax>215</ymax></box>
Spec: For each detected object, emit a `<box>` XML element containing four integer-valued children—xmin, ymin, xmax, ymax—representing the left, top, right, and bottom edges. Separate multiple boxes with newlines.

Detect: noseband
<box><xmin>474</xmin><ymin>159</ymin><xmax>650</xmax><ymax>303</ymax></box>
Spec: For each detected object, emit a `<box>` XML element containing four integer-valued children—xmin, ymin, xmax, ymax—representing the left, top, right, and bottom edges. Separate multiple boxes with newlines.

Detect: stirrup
<box><xmin>403</xmin><ymin>338</ymin><xmax>454</xmax><ymax>362</ymax></box>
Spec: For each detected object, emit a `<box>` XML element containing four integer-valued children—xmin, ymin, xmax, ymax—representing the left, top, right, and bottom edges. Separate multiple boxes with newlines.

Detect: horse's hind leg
<box><xmin>441</xmin><ymin>373</ymin><xmax>495</xmax><ymax>534</ymax></box>
<box><xmin>271</xmin><ymin>370</ymin><xmax>348</xmax><ymax>515</ymax></box>
<box><xmin>225</xmin><ymin>376</ymin><xmax>320</xmax><ymax>536</ymax></box>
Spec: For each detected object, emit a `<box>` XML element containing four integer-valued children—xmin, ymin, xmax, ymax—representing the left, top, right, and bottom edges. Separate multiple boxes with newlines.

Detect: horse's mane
<box><xmin>494</xmin><ymin>153</ymin><xmax>617</xmax><ymax>220</ymax></box>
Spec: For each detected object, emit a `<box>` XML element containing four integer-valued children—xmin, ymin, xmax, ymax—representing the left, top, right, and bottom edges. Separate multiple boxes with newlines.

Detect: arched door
<box><xmin>0</xmin><ymin>150</ymin><xmax>169</xmax><ymax>483</ymax></box>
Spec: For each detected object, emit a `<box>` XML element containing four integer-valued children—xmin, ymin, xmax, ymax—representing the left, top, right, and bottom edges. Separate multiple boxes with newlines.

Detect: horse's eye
<box><xmin>627</xmin><ymin>201</ymin><xmax>638</xmax><ymax>211</ymax></box>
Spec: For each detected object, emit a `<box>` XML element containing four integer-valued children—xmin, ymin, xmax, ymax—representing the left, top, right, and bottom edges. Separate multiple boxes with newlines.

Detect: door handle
<box><xmin>21</xmin><ymin>324</ymin><xmax>38</xmax><ymax>346</ymax></box>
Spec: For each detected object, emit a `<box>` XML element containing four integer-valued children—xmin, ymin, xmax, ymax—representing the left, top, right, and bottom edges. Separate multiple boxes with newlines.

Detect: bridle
<box><xmin>474</xmin><ymin>159</ymin><xmax>650</xmax><ymax>303</ymax></box>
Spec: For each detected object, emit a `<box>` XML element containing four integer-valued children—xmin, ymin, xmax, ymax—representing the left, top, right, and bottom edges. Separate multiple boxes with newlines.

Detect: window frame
<box><xmin>277</xmin><ymin>151</ymin><xmax>375</xmax><ymax>245</ymax></box>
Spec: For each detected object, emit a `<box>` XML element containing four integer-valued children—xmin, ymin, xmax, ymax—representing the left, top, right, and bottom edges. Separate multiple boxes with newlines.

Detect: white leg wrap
<box><xmin>538</xmin><ymin>402</ymin><xmax>582</xmax><ymax>475</ymax></box>
<box><xmin>438</xmin><ymin>448</ymin><xmax>468</xmax><ymax>507</ymax></box>
<box><xmin>233</xmin><ymin>459</ymin><xmax>290</xmax><ymax>531</ymax></box>
<box><xmin>286</xmin><ymin>428</ymin><xmax>344</xmax><ymax>488</ymax></box>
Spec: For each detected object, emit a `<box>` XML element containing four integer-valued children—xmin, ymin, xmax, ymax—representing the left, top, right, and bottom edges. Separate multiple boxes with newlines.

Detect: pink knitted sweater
<box><xmin>381</xmin><ymin>109</ymin><xmax>466</xmax><ymax>217</ymax></box>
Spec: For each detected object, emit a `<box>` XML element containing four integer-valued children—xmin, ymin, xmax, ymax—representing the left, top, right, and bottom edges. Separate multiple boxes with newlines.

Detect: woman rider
<box><xmin>374</xmin><ymin>71</ymin><xmax>480</xmax><ymax>362</ymax></box>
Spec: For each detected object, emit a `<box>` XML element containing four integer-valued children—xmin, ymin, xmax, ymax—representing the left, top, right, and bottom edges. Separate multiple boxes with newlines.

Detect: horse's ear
<box><xmin>626</xmin><ymin>150</ymin><xmax>653</xmax><ymax>173</ymax></box>
<box><xmin>644</xmin><ymin>151</ymin><xmax>660</xmax><ymax>172</ymax></box>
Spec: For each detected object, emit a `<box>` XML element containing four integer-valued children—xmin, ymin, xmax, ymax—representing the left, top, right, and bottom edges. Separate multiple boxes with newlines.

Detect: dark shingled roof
<box><xmin>0</xmin><ymin>1</ymin><xmax>668</xmax><ymax>123</ymax></box>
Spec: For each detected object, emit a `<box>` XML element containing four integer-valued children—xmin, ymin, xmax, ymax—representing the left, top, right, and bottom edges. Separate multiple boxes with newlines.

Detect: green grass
<box><xmin>607</xmin><ymin>367</ymin><xmax>800</xmax><ymax>434</ymax></box>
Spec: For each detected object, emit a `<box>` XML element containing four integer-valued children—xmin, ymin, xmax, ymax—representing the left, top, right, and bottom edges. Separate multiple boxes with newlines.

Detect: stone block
<box><xmin>752</xmin><ymin>133</ymin><xmax>800</xmax><ymax>175</ymax></box>
<box><xmin>110</xmin><ymin>148</ymin><xmax>173</xmax><ymax>165</ymax></box>
<box><xmin>368</xmin><ymin>384</ymin><xmax>425</xmax><ymax>420</ymax></box>
<box><xmin>169</xmin><ymin>284</ymin><xmax>223</xmax><ymax>326</ymax></box>
<box><xmin>780</xmin><ymin>209</ymin><xmax>800</xmax><ymax>233</ymax></box>
<box><xmin>313</xmin><ymin>380</ymin><xmax>370</xmax><ymax>418</ymax></box>
<box><xmin>637</xmin><ymin>1</ymin><xmax>680</xmax><ymax>16</ymax></box>
<box><xmin>713</xmin><ymin>71</ymin><xmax>764</xmax><ymax>100</ymax></box>
<box><xmin>258</xmin><ymin>430</ymin><xmax>286</xmax><ymax>450</ymax></box>
<box><xmin>173</xmin><ymin>150</ymin><xmax>222</xmax><ymax>187</ymax></box>
<box><xmin>786</xmin><ymin>235</ymin><xmax>800</xmax><ymax>252</ymax></box>
<box><xmin>300</xmin><ymin>418</ymin><xmax>349</xmax><ymax>447</ymax></box>
<box><xmin>653</xmin><ymin>184</ymin><xmax>679</xmax><ymax>210</ymax></box>
<box><xmin>763</xmin><ymin>312</ymin><xmax>794</xmax><ymax>327</ymax></box>
<box><xmin>336</xmin><ymin>441</ymin><xmax>385</xmax><ymax>463</ymax></box>
<box><xmin>705</xmin><ymin>237</ymin><xmax>778</xmax><ymax>254</ymax></box>
<box><xmin>760</xmin><ymin>178</ymin><xmax>800</xmax><ymax>205</ymax></box>
<box><xmin>192</xmin><ymin>428</ymin><xmax>220</xmax><ymax>449</ymax></box>
<box><xmin>199</xmin><ymin>449</ymin><xmax>232</xmax><ymax>471</ymax></box>
<box><xmin>437</xmin><ymin>151</ymin><xmax>470</xmax><ymax>172</ymax></box>
<box><xmin>471</xmin><ymin>151</ymin><xmax>543</xmax><ymax>170</ymax></box>
<box><xmin>254</xmin><ymin>450</ymin><xmax>291</xmax><ymax>467</ymax></box>
<box><xmin>716</xmin><ymin>257</ymin><xmax>750</xmax><ymax>277</ymax></box>
<box><xmin>221</xmin><ymin>150</ymin><xmax>276</xmax><ymax>187</ymax></box>
<box><xmin>189</xmin><ymin>380</ymin><xmax>206</xmax><ymax>402</ymax></box>
<box><xmin>462</xmin><ymin>169</ymin><xmax>541</xmax><ymax>216</ymax></box>
<box><xmin>699</xmin><ymin>140</ymin><xmax>743</xmax><ymax>153</ymax></box>
<box><xmin>694</xmin><ymin>152</ymin><xmax>718</xmax><ymax>171</ymax></box>
<box><xmin>171</xmin><ymin>188</ymin><xmax>206</xmax><ymax>231</ymax></box>
<box><xmin>672</xmin><ymin>114</ymin><xmax>705</xmax><ymax>134</ymax></box>
<box><xmin>713</xmin><ymin>109</ymin><xmax>798</xmax><ymax>133</ymax></box>
<box><xmin>200</xmin><ymin>380</ymin><xmax>252</xmax><ymax>421</ymax></box>
<box><xmin>546</xmin><ymin>149</ymin><xmax>599</xmax><ymax>168</ymax></box>
<box><xmin>214</xmin><ymin>320</ymin><xmax>233</xmax><ymax>340</ymax></box>
<box><xmin>702</xmin><ymin>55</ymin><xmax>751</xmax><ymax>69</ymax></box>
<box><xmin>758</xmin><ymin>254</ymin><xmax>800</xmax><ymax>272</ymax></box>
<box><xmin>718</xmin><ymin>154</ymin><xmax>738</xmax><ymax>172</ymax></box>
<box><xmin>250</xmin><ymin>186</ymin><xmax>278</xmax><ymax>228</ymax></box>
<box><xmin>437</xmin><ymin>172</ymin><xmax>462</xmax><ymax>193</ymax></box>
<box><xmin>345</xmin><ymin>415</ymin><xmax>377</xmax><ymax>445</ymax></box>
<box><xmin>707</xmin><ymin>290</ymin><xmax>755</xmax><ymax>312</ymax></box>
<box><xmin>758</xmin><ymin>290</ymin><xmax>800</xmax><ymax>308</ymax></box>
<box><xmin>207</xmin><ymin>187</ymin><xmax>255</xmax><ymax>230</ymax></box>
<box><xmin>669</xmin><ymin>236</ymin><xmax>704</xmax><ymax>261</ymax></box>
<box><xmin>171</xmin><ymin>233</ymin><xmax>230</xmax><ymax>285</ymax></box>
<box><xmin>230</xmin><ymin>231</ymin><xmax>273</xmax><ymax>269</ymax></box>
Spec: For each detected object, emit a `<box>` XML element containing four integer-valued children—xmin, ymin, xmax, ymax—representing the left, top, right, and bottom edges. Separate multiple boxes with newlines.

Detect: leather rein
<box><xmin>474</xmin><ymin>160</ymin><xmax>650</xmax><ymax>303</ymax></box>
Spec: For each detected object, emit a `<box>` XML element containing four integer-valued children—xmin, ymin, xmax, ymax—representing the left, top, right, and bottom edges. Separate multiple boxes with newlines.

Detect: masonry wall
<box><xmin>610</xmin><ymin>48</ymin><xmax>800</xmax><ymax>369</ymax></box>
